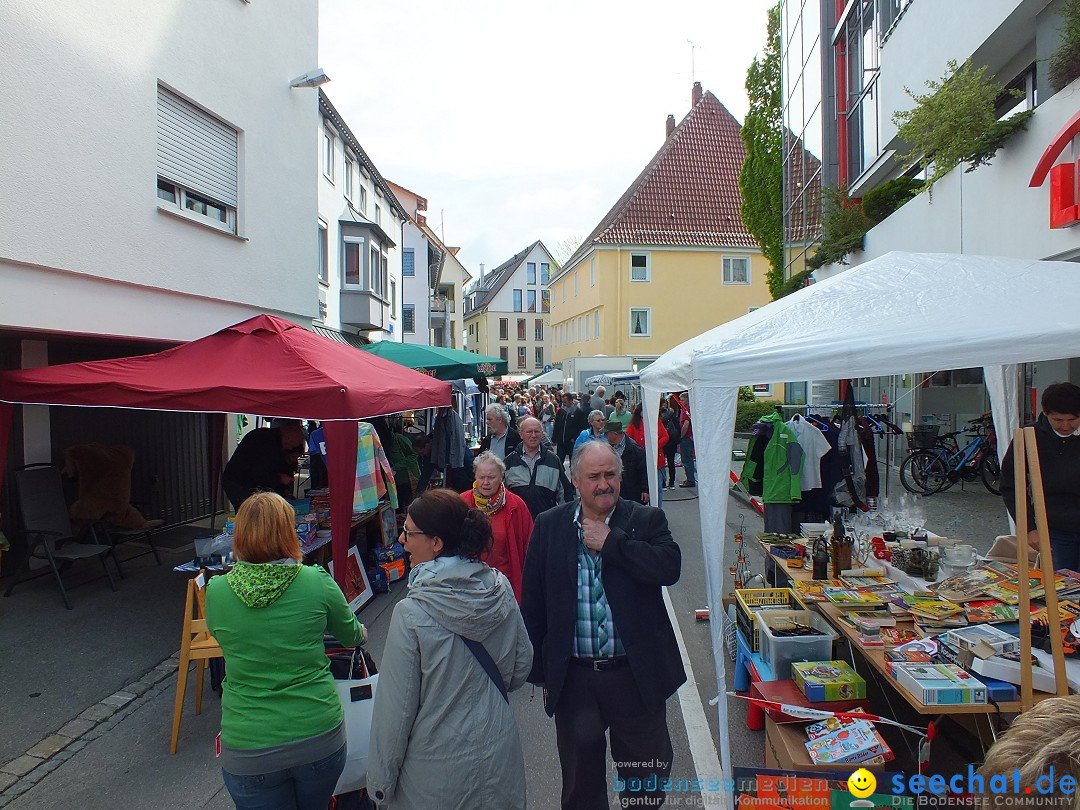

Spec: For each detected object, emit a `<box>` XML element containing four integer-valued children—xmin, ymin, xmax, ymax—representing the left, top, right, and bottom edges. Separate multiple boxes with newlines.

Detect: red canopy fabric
<box><xmin>0</xmin><ymin>314</ymin><xmax>449</xmax><ymax>419</ymax></box>
<box><xmin>0</xmin><ymin>315</ymin><xmax>450</xmax><ymax>587</ymax></box>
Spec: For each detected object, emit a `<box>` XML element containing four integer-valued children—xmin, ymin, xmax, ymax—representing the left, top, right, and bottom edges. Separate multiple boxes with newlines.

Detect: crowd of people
<box><xmin>205</xmin><ymin>379</ymin><xmax>1080</xmax><ymax>809</ymax></box>
<box><xmin>209</xmin><ymin>381</ymin><xmax>701</xmax><ymax>809</ymax></box>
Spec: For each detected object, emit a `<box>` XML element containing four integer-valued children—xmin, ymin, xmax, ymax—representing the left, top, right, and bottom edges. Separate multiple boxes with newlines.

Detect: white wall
<box><xmin>878</xmin><ymin>0</ymin><xmax>1028</xmax><ymax>148</ymax></box>
<box><xmin>0</xmin><ymin>0</ymin><xmax>320</xmax><ymax>342</ymax></box>
<box><xmin>317</xmin><ymin>119</ymin><xmax>404</xmax><ymax>340</ymax></box>
<box><xmin>484</xmin><ymin>243</ymin><xmax>553</xmax><ymax>371</ymax></box>
<box><xmin>859</xmin><ymin>79</ymin><xmax>1080</xmax><ymax>263</ymax></box>
<box><xmin>400</xmin><ymin>220</ymin><xmax>432</xmax><ymax>344</ymax></box>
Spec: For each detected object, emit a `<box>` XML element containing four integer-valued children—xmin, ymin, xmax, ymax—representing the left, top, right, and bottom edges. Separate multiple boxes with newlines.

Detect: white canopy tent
<box><xmin>639</xmin><ymin>251</ymin><xmax>1080</xmax><ymax>781</ymax></box>
<box><xmin>529</xmin><ymin>367</ymin><xmax>566</xmax><ymax>386</ymax></box>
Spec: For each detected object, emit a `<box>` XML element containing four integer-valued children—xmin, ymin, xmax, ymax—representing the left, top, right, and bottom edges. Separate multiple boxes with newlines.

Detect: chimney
<box><xmin>692</xmin><ymin>81</ymin><xmax>703</xmax><ymax>105</ymax></box>
<box><xmin>665</xmin><ymin>114</ymin><xmax>676</xmax><ymax>140</ymax></box>
<box><xmin>479</xmin><ymin>263</ymin><xmax>485</xmax><ymax>287</ymax></box>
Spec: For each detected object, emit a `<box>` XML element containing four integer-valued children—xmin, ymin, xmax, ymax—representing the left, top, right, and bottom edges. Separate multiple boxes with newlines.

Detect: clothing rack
<box><xmin>774</xmin><ymin>403</ymin><xmax>900</xmax><ymax>499</ymax></box>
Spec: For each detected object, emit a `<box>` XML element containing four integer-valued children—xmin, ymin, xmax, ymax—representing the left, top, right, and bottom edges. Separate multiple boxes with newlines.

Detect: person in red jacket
<box><xmin>461</xmin><ymin>451</ymin><xmax>534</xmax><ymax>602</ymax></box>
<box><xmin>625</xmin><ymin>402</ymin><xmax>669</xmax><ymax>475</ymax></box>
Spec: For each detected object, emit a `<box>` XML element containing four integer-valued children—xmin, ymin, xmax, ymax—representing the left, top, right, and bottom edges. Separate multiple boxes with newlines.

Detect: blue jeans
<box><xmin>221</xmin><ymin>743</ymin><xmax>346</xmax><ymax>810</ymax></box>
<box><xmin>680</xmin><ymin>437</ymin><xmax>696</xmax><ymax>485</ymax></box>
<box><xmin>1050</xmin><ymin>530</ymin><xmax>1080</xmax><ymax>573</ymax></box>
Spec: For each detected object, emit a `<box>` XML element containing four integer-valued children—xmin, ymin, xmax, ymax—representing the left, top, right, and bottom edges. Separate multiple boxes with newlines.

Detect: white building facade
<box><xmin>317</xmin><ymin>92</ymin><xmax>406</xmax><ymax>343</ymax></box>
<box><xmin>783</xmin><ymin>0</ymin><xmax>1080</xmax><ymax>423</ymax></box>
<box><xmin>1</xmin><ymin>0</ymin><xmax>320</xmax><ymax>526</ymax></box>
<box><xmin>464</xmin><ymin>241</ymin><xmax>554</xmax><ymax>374</ymax></box>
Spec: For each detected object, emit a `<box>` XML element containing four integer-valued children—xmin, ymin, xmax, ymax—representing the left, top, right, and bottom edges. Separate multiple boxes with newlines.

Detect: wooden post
<box><xmin>1013</xmin><ymin>428</ymin><xmax>1033</xmax><ymax>710</ymax></box>
<box><xmin>1023</xmin><ymin>426</ymin><xmax>1070</xmax><ymax>696</ymax></box>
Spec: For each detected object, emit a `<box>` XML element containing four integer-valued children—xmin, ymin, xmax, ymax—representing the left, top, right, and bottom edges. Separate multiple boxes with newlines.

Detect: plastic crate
<box><xmin>906</xmin><ymin>424</ymin><xmax>940</xmax><ymax>450</ymax></box>
<box><xmin>756</xmin><ymin>610</ymin><xmax>839</xmax><ymax>680</ymax></box>
<box><xmin>735</xmin><ymin>588</ymin><xmax>808</xmax><ymax>652</ymax></box>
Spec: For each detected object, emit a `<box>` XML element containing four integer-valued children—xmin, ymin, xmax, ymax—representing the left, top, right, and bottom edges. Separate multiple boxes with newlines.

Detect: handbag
<box><xmin>328</xmin><ymin>647</ymin><xmax>379</xmax><ymax>795</ymax></box>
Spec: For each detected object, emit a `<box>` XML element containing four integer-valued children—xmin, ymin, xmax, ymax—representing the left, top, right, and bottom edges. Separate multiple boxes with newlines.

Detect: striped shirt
<box><xmin>572</xmin><ymin>504</ymin><xmax>624</xmax><ymax>658</ymax></box>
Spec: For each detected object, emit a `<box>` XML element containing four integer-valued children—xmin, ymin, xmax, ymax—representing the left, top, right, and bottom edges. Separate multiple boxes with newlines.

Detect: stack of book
<box><xmin>889</xmin><ymin>593</ymin><xmax>967</xmax><ymax>629</ymax></box>
<box><xmin>791</xmin><ymin>579</ymin><xmax>846</xmax><ymax>603</ymax></box>
<box><xmin>823</xmin><ymin>587</ymin><xmax>886</xmax><ymax>610</ymax></box>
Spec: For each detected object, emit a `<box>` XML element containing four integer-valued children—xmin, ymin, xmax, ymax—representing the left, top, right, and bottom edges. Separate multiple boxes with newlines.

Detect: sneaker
<box><xmin>679</xmin><ymin>481</ymin><xmax>696</xmax><ymax>488</ymax></box>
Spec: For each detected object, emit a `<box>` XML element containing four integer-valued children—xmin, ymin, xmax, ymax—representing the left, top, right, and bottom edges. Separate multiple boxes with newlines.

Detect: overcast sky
<box><xmin>319</xmin><ymin>0</ymin><xmax>774</xmax><ymax>275</ymax></box>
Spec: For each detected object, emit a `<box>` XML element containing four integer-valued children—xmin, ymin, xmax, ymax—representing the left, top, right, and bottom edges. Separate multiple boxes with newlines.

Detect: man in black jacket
<box><xmin>604</xmin><ymin>419</ymin><xmax>649</xmax><ymax>504</ymax></box>
<box><xmin>521</xmin><ymin>441</ymin><xmax>684</xmax><ymax>809</ymax></box>
<box><xmin>1001</xmin><ymin>382</ymin><xmax>1080</xmax><ymax>571</ymax></box>
<box><xmin>478</xmin><ymin>403</ymin><xmax>520</xmax><ymax>460</ymax></box>
<box><xmin>555</xmin><ymin>392</ymin><xmax>589</xmax><ymax>466</ymax></box>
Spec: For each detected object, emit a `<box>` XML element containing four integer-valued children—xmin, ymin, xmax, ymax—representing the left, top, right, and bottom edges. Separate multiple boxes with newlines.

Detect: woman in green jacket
<box><xmin>206</xmin><ymin>492</ymin><xmax>365</xmax><ymax>809</ymax></box>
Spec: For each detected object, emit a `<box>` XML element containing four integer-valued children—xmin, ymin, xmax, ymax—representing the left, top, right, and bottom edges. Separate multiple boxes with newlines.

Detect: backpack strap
<box><xmin>458</xmin><ymin>634</ymin><xmax>508</xmax><ymax>703</ymax></box>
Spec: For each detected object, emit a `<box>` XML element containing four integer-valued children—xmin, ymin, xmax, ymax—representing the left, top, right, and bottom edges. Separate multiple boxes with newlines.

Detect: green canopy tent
<box><xmin>359</xmin><ymin>341</ymin><xmax>507</xmax><ymax>381</ymax></box>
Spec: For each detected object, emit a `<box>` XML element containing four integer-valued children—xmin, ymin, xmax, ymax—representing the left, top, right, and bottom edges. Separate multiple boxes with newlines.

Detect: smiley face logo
<box><xmin>848</xmin><ymin>768</ymin><xmax>876</xmax><ymax>798</ymax></box>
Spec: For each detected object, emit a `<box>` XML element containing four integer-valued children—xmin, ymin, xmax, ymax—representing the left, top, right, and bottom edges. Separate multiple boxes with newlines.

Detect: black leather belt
<box><xmin>571</xmin><ymin>656</ymin><xmax>629</xmax><ymax>672</ymax></box>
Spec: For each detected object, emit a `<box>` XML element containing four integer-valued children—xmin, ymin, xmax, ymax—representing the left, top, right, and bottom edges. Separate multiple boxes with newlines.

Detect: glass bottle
<box><xmin>812</xmin><ymin>533</ymin><xmax>829</xmax><ymax>580</ymax></box>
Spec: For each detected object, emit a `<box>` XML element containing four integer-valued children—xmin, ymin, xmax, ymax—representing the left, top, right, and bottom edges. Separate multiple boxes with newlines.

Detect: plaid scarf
<box><xmin>472</xmin><ymin>483</ymin><xmax>506</xmax><ymax>516</ymax></box>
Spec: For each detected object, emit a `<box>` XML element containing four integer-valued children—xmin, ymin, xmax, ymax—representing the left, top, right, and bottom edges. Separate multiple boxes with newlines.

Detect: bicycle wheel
<box><xmin>979</xmin><ymin>452</ymin><xmax>1001</xmax><ymax>495</ymax></box>
<box><xmin>900</xmin><ymin>451</ymin><xmax>949</xmax><ymax>495</ymax></box>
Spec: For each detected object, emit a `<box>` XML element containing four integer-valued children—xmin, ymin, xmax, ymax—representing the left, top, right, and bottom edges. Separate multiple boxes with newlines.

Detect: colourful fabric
<box><xmin>626</xmin><ymin>419</ymin><xmax>669</xmax><ymax>468</ymax></box>
<box><xmin>462</xmin><ymin>490</ymin><xmax>533</xmax><ymax>602</ymax></box>
<box><xmin>573</xmin><ymin>428</ymin><xmax>606</xmax><ymax>452</ymax></box>
<box><xmin>759</xmin><ymin>413</ymin><xmax>803</xmax><ymax>504</ymax></box>
<box><xmin>353</xmin><ymin>422</ymin><xmax>398</xmax><ymax>512</ymax></box>
<box><xmin>471</xmin><ymin>483</ymin><xmax>507</xmax><ymax>516</ymax></box>
<box><xmin>205</xmin><ymin>564</ymin><xmax>365</xmax><ymax>750</ymax></box>
<box><xmin>225</xmin><ymin>561</ymin><xmax>302</xmax><ymax>608</ymax></box>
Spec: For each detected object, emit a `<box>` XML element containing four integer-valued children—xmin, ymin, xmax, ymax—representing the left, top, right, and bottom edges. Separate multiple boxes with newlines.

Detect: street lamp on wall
<box><xmin>289</xmin><ymin>69</ymin><xmax>330</xmax><ymax>88</ymax></box>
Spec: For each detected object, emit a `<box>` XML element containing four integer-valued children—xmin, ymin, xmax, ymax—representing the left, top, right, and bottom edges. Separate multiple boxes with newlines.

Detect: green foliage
<box><xmin>736</xmin><ymin>399</ymin><xmax>782</xmax><ymax>432</ymax></box>
<box><xmin>738</xmin><ymin>386</ymin><xmax>758</xmax><ymax>402</ymax></box>
<box><xmin>1050</xmin><ymin>0</ymin><xmax>1080</xmax><ymax>92</ymax></box>
<box><xmin>805</xmin><ymin>185</ymin><xmax>872</xmax><ymax>270</ymax></box>
<box><xmin>739</xmin><ymin>4</ymin><xmax>785</xmax><ymax>300</ymax></box>
<box><xmin>892</xmin><ymin>60</ymin><xmax>1034</xmax><ymax>191</ymax></box>
<box><xmin>777</xmin><ymin>269</ymin><xmax>814</xmax><ymax>297</ymax></box>
<box><xmin>862</xmin><ymin>177</ymin><xmax>925</xmax><ymax>224</ymax></box>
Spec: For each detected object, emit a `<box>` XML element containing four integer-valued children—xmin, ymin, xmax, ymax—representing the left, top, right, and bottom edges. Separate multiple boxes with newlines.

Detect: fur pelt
<box><xmin>62</xmin><ymin>444</ymin><xmax>162</xmax><ymax>530</ymax></box>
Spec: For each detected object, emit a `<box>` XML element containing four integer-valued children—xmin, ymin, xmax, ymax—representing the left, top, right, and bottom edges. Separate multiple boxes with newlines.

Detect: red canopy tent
<box><xmin>0</xmin><ymin>314</ymin><xmax>450</xmax><ymax>585</ymax></box>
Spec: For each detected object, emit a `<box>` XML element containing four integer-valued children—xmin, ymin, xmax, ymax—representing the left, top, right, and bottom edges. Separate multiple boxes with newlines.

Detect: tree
<box><xmin>739</xmin><ymin>4</ymin><xmax>785</xmax><ymax>300</ymax></box>
<box><xmin>549</xmin><ymin>234</ymin><xmax>584</xmax><ymax>270</ymax></box>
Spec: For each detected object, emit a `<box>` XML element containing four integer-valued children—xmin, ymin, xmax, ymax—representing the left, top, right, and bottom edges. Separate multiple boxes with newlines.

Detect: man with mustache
<box><xmin>521</xmin><ymin>441</ymin><xmax>685</xmax><ymax>809</ymax></box>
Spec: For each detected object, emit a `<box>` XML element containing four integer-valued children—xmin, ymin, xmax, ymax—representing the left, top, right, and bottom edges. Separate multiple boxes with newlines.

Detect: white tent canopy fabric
<box><xmin>639</xmin><ymin>251</ymin><xmax>1080</xmax><ymax>782</ymax></box>
<box><xmin>529</xmin><ymin>367</ymin><xmax>566</xmax><ymax>386</ymax></box>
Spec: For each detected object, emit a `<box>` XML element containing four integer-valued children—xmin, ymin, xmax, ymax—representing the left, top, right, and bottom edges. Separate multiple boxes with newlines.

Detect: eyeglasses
<box><xmin>401</xmin><ymin>526</ymin><xmax>428</xmax><ymax>541</ymax></box>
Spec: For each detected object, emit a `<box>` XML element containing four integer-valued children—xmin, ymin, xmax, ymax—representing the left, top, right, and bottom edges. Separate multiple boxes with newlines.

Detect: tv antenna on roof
<box><xmin>687</xmin><ymin>39</ymin><xmax>697</xmax><ymax>84</ymax></box>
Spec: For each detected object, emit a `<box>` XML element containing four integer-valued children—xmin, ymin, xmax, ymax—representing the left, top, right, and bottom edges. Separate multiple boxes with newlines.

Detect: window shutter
<box><xmin>157</xmin><ymin>86</ymin><xmax>238</xmax><ymax>207</ymax></box>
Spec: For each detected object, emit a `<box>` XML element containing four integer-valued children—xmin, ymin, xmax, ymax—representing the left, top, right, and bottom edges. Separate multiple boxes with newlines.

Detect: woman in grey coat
<box><xmin>368</xmin><ymin>489</ymin><xmax>533</xmax><ymax>809</ymax></box>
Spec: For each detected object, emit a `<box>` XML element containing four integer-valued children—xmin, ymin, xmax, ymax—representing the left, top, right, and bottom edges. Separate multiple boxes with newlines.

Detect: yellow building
<box><xmin>549</xmin><ymin>83</ymin><xmax>782</xmax><ymax>397</ymax></box>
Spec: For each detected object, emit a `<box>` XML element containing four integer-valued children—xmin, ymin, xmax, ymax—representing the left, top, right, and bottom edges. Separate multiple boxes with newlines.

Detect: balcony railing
<box><xmin>430</xmin><ymin>296</ymin><xmax>455</xmax><ymax>313</ymax></box>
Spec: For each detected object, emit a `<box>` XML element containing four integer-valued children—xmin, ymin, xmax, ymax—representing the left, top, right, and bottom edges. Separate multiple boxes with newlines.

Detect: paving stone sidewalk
<box><xmin>0</xmin><ymin>655</ymin><xmax>180</xmax><ymax>807</ymax></box>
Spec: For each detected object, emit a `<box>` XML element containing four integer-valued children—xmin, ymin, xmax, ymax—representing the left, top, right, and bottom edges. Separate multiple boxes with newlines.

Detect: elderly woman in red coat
<box><xmin>461</xmin><ymin>451</ymin><xmax>534</xmax><ymax>602</ymax></box>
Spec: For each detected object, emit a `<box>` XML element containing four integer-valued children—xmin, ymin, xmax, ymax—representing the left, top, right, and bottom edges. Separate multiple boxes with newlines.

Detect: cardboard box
<box><xmin>892</xmin><ymin>663</ymin><xmax>988</xmax><ymax>705</ymax></box>
<box><xmin>764</xmin><ymin>717</ymin><xmax>890</xmax><ymax>773</ymax></box>
<box><xmin>791</xmin><ymin>660</ymin><xmax>867</xmax><ymax>701</ymax></box>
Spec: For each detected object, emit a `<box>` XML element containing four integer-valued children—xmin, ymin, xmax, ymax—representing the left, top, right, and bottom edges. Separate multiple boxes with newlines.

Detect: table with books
<box><xmin>739</xmin><ymin>530</ymin><xmax>1080</xmax><ymax>767</ymax></box>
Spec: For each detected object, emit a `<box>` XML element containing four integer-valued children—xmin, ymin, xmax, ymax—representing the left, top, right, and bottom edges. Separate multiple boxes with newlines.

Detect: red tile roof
<box><xmin>562</xmin><ymin>90</ymin><xmax>756</xmax><ymax>274</ymax></box>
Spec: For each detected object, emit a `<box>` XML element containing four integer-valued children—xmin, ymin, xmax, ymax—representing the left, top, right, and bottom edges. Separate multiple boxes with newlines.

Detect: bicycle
<box><xmin>899</xmin><ymin>417</ymin><xmax>1000</xmax><ymax>496</ymax></box>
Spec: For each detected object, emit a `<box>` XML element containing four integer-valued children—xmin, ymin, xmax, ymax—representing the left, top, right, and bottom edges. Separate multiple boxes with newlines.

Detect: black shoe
<box><xmin>679</xmin><ymin>481</ymin><xmax>696</xmax><ymax>488</ymax></box>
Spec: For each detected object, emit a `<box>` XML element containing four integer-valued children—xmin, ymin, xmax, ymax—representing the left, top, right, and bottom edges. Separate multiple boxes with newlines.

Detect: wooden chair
<box><xmin>170</xmin><ymin>572</ymin><xmax>223</xmax><ymax>754</ymax></box>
